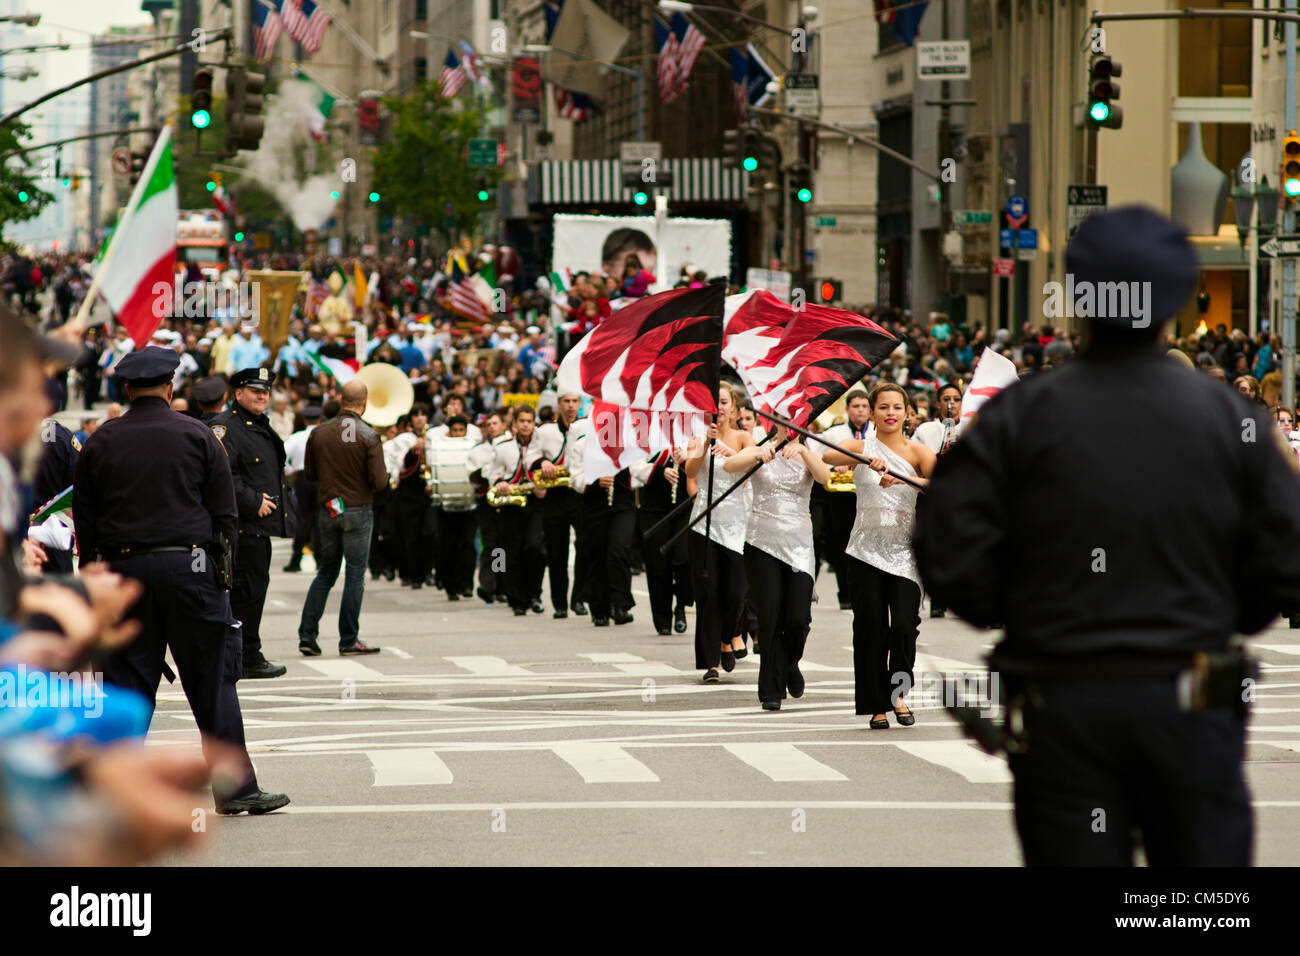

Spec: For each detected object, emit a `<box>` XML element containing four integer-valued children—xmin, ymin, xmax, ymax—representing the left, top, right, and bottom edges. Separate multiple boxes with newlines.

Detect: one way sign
<box><xmin>1259</xmin><ymin>235</ymin><xmax>1300</xmax><ymax>258</ymax></box>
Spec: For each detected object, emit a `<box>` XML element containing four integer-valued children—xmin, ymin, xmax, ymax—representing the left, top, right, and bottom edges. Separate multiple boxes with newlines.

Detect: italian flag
<box><xmin>30</xmin><ymin>485</ymin><xmax>73</xmax><ymax>525</ymax></box>
<box><xmin>97</xmin><ymin>126</ymin><xmax>177</xmax><ymax>345</ymax></box>
<box><xmin>303</xmin><ymin>77</ymin><xmax>336</xmax><ymax>141</ymax></box>
<box><xmin>305</xmin><ymin>350</ymin><xmax>356</xmax><ymax>384</ymax></box>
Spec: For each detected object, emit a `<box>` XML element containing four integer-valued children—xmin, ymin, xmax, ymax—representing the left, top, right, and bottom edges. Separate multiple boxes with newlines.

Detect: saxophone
<box><xmin>530</xmin><ymin>467</ymin><xmax>571</xmax><ymax>489</ymax></box>
<box><xmin>487</xmin><ymin>482</ymin><xmax>534</xmax><ymax>507</ymax></box>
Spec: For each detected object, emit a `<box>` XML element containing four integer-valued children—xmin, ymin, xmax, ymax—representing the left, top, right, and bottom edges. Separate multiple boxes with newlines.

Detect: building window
<box><xmin>415</xmin><ymin>57</ymin><xmax>427</xmax><ymax>82</ymax></box>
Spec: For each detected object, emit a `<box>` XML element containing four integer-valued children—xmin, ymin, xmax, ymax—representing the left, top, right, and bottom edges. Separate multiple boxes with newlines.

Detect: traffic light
<box><xmin>225</xmin><ymin>66</ymin><xmax>267</xmax><ymax>153</ymax></box>
<box><xmin>330</xmin><ymin>190</ymin><xmax>340</xmax><ymax>200</ymax></box>
<box><xmin>368</xmin><ymin>191</ymin><xmax>380</xmax><ymax>203</ymax></box>
<box><xmin>723</xmin><ymin>127</ymin><xmax>759</xmax><ymax>171</ymax></box>
<box><xmin>621</xmin><ymin>168</ymin><xmax>674</xmax><ymax>207</ymax></box>
<box><xmin>789</xmin><ymin>164</ymin><xmax>813</xmax><ymax>203</ymax></box>
<box><xmin>17</xmin><ymin>190</ymin><xmax>28</xmax><ymax>202</ymax></box>
<box><xmin>128</xmin><ymin>147</ymin><xmax>149</xmax><ymax>186</ymax></box>
<box><xmin>191</xmin><ymin>67</ymin><xmax>214</xmax><ymax>129</ymax></box>
<box><xmin>234</xmin><ymin>231</ymin><xmax>245</xmax><ymax>242</ymax></box>
<box><xmin>816</xmin><ymin>279</ymin><xmax>843</xmax><ymax>303</ymax></box>
<box><xmin>1086</xmin><ymin>53</ymin><xmax>1122</xmax><ymax>130</ymax></box>
<box><xmin>1283</xmin><ymin>132</ymin><xmax>1300</xmax><ymax>199</ymax></box>
<box><xmin>476</xmin><ymin>177</ymin><xmax>490</xmax><ymax>202</ymax></box>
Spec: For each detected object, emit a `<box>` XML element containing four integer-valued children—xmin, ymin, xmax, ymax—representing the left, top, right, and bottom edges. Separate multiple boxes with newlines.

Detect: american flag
<box><xmin>252</xmin><ymin>0</ymin><xmax>282</xmax><ymax>64</ymax></box>
<box><xmin>654</xmin><ymin>19</ymin><xmax>679</xmax><ymax>104</ymax></box>
<box><xmin>554</xmin><ymin>86</ymin><xmax>594</xmax><ymax>122</ymax></box>
<box><xmin>671</xmin><ymin>13</ymin><xmax>706</xmax><ymax>100</ymax></box>
<box><xmin>282</xmin><ymin>0</ymin><xmax>331</xmax><ymax>55</ymax></box>
<box><xmin>730</xmin><ymin>47</ymin><xmax>747</xmax><ymax>119</ymax></box>
<box><xmin>459</xmin><ymin>40</ymin><xmax>491</xmax><ymax>92</ymax></box>
<box><xmin>305</xmin><ymin>276</ymin><xmax>329</xmax><ymax>318</ymax></box>
<box><xmin>449</xmin><ymin>261</ymin><xmax>489</xmax><ymax>324</ymax></box>
<box><xmin>439</xmin><ymin>49</ymin><xmax>467</xmax><ymax>98</ymax></box>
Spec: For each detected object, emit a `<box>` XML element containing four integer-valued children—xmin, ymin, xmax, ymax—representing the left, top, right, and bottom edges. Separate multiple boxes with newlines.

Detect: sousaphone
<box><xmin>355</xmin><ymin>362</ymin><xmax>414</xmax><ymax>428</ymax></box>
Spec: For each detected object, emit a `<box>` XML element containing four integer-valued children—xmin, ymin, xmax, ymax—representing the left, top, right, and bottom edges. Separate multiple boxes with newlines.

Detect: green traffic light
<box><xmin>192</xmin><ymin>109</ymin><xmax>211</xmax><ymax>129</ymax></box>
<box><xmin>796</xmin><ymin>187</ymin><xmax>812</xmax><ymax>203</ymax></box>
<box><xmin>1088</xmin><ymin>101</ymin><xmax>1110</xmax><ymax>123</ymax></box>
<box><xmin>368</xmin><ymin>192</ymin><xmax>379</xmax><ymax>202</ymax></box>
<box><xmin>1286</xmin><ymin>179</ymin><xmax>1300</xmax><ymax>199</ymax></box>
<box><xmin>742</xmin><ymin>156</ymin><xmax>758</xmax><ymax>172</ymax></box>
<box><xmin>62</xmin><ymin>177</ymin><xmax>71</xmax><ymax>188</ymax></box>
<box><xmin>330</xmin><ymin>190</ymin><xmax>340</xmax><ymax>199</ymax></box>
<box><xmin>234</xmin><ymin>231</ymin><xmax>245</xmax><ymax>242</ymax></box>
<box><xmin>477</xmin><ymin>189</ymin><xmax>490</xmax><ymax>202</ymax></box>
<box><xmin>18</xmin><ymin>190</ymin><xmax>28</xmax><ymax>202</ymax></box>
<box><xmin>206</xmin><ymin>180</ymin><xmax>216</xmax><ymax>192</ymax></box>
<box><xmin>633</xmin><ymin>191</ymin><xmax>649</xmax><ymax>206</ymax></box>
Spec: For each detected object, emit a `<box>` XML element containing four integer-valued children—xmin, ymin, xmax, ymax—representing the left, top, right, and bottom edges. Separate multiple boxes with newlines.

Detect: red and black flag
<box><xmin>721</xmin><ymin>289</ymin><xmax>898</xmax><ymax>428</ymax></box>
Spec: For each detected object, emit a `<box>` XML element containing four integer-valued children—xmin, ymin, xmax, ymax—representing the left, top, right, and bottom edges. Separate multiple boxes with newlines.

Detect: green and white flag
<box><xmin>302</xmin><ymin>77</ymin><xmax>336</xmax><ymax>140</ymax></box>
<box><xmin>30</xmin><ymin>485</ymin><xmax>73</xmax><ymax>525</ymax></box>
<box><xmin>305</xmin><ymin>350</ymin><xmax>355</xmax><ymax>384</ymax></box>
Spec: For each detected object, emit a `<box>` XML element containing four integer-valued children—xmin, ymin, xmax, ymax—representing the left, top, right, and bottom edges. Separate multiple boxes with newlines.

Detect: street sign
<box><xmin>1259</xmin><ymin>235</ymin><xmax>1300</xmax><ymax>258</ymax></box>
<box><xmin>620</xmin><ymin>140</ymin><xmax>662</xmax><ymax>183</ymax></box>
<box><xmin>954</xmin><ymin>209</ymin><xmax>993</xmax><ymax>225</ymax></box>
<box><xmin>1067</xmin><ymin>184</ymin><xmax>1107</xmax><ymax>240</ymax></box>
<box><xmin>993</xmin><ymin>257</ymin><xmax>1015</xmax><ymax>277</ymax></box>
<box><xmin>916</xmin><ymin>41</ymin><xmax>971</xmax><ymax>81</ymax></box>
<box><xmin>1005</xmin><ymin>194</ymin><xmax>1028</xmax><ymax>229</ymax></box>
<box><xmin>999</xmin><ymin>227</ymin><xmax>1013</xmax><ymax>248</ymax></box>
<box><xmin>468</xmin><ymin>139</ymin><xmax>499</xmax><ymax>168</ymax></box>
<box><xmin>815</xmin><ymin>215</ymin><xmax>837</xmax><ymax>227</ymax></box>
<box><xmin>785</xmin><ymin>74</ymin><xmax>820</xmax><ymax>117</ymax></box>
<box><xmin>1017</xmin><ymin>228</ymin><xmax>1038</xmax><ymax>249</ymax></box>
<box><xmin>111</xmin><ymin>147</ymin><xmax>131</xmax><ymax>176</ymax></box>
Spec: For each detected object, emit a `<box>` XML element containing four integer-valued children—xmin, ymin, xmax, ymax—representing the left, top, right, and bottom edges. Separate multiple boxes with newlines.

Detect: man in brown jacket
<box><xmin>297</xmin><ymin>379</ymin><xmax>388</xmax><ymax>656</ymax></box>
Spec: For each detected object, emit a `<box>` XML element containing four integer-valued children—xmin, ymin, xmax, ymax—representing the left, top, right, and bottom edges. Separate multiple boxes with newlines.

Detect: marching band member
<box><xmin>684</xmin><ymin>383</ymin><xmax>752</xmax><ymax>682</ymax></box>
<box><xmin>630</xmin><ymin>447</ymin><xmax>693</xmax><ymax>636</ymax></box>
<box><xmin>488</xmin><ymin>403</ymin><xmax>546</xmax><ymax>616</ymax></box>
<box><xmin>533</xmin><ymin>391</ymin><xmax>587</xmax><ymax>618</ymax></box>
<box><xmin>391</xmin><ymin>406</ymin><xmax>434</xmax><ymax>589</ymax></box>
<box><xmin>822</xmin><ymin>383</ymin><xmax>934</xmax><ymax>729</ymax></box>
<box><xmin>468</xmin><ymin>410</ymin><xmax>508</xmax><ymax>604</ymax></box>
<box><xmin>819</xmin><ymin>390</ymin><xmax>873</xmax><ymax>610</ymax></box>
<box><xmin>724</xmin><ymin>422</ymin><xmax>831</xmax><ymax>711</ymax></box>
<box><xmin>569</xmin><ymin>412</ymin><xmax>637</xmax><ymax>627</ymax></box>
<box><xmin>431</xmin><ymin>415</ymin><xmax>477</xmax><ymax>600</ymax></box>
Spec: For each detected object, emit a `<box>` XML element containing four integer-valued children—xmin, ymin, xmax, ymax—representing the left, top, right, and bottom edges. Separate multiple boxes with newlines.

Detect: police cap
<box><xmin>192</xmin><ymin>376</ymin><xmax>228</xmax><ymax>404</ymax></box>
<box><xmin>114</xmin><ymin>346</ymin><xmax>180</xmax><ymax>387</ymax></box>
<box><xmin>230</xmin><ymin>366</ymin><xmax>274</xmax><ymax>391</ymax></box>
<box><xmin>302</xmin><ymin>404</ymin><xmax>323</xmax><ymax>420</ymax></box>
<box><xmin>1065</xmin><ymin>206</ymin><xmax>1198</xmax><ymax>328</ymax></box>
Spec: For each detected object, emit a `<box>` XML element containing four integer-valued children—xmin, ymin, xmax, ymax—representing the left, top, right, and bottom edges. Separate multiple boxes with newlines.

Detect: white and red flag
<box><xmin>960</xmin><ymin>347</ymin><xmax>1019</xmax><ymax>423</ymax></box>
<box><xmin>558</xmin><ymin>283</ymin><xmax>723</xmax><ymax>480</ymax></box>
<box><xmin>721</xmin><ymin>290</ymin><xmax>898</xmax><ymax>428</ymax></box>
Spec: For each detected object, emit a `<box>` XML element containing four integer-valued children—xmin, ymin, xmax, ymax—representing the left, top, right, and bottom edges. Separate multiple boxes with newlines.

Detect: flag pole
<box><xmin>754</xmin><ymin>408</ymin><xmax>928</xmax><ymax>493</ymax></box>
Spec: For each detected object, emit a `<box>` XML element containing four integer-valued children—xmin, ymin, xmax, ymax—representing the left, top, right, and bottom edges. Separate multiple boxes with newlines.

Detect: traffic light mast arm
<box><xmin>0</xmin><ymin>31</ymin><xmax>232</xmax><ymax>127</ymax></box>
<box><xmin>746</xmin><ymin>104</ymin><xmax>942</xmax><ymax>183</ymax></box>
<box><xmin>0</xmin><ymin>124</ymin><xmax>159</xmax><ymax>161</ymax></box>
<box><xmin>1091</xmin><ymin>9</ymin><xmax>1300</xmax><ymax>25</ymax></box>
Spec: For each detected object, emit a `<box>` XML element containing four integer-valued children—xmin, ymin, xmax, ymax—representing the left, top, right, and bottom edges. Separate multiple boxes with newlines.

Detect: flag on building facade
<box><xmin>459</xmin><ymin>40</ymin><xmax>492</xmax><ymax>92</ymax></box>
<box><xmin>670</xmin><ymin>13</ymin><xmax>706</xmax><ymax>100</ymax></box>
<box><xmin>730</xmin><ymin>47</ymin><xmax>748</xmax><ymax>119</ymax></box>
<box><xmin>252</xmin><ymin>0</ymin><xmax>283</xmax><ymax>63</ymax></box>
<box><xmin>439</xmin><ymin>49</ymin><xmax>467</xmax><ymax>98</ymax></box>
<box><xmin>96</xmin><ymin>126</ymin><xmax>177</xmax><ymax>345</ymax></box>
<box><xmin>553</xmin><ymin>87</ymin><xmax>595</xmax><ymax>122</ymax></box>
<box><xmin>655</xmin><ymin>19</ymin><xmax>679</xmax><ymax>104</ymax></box>
<box><xmin>743</xmin><ymin>43</ymin><xmax>776</xmax><ymax>110</ymax></box>
<box><xmin>282</xmin><ymin>0</ymin><xmax>331</xmax><ymax>55</ymax></box>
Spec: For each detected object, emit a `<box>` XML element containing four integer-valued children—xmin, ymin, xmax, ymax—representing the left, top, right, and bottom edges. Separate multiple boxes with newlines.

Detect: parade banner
<box><xmin>503</xmin><ymin>393</ymin><xmax>541</xmax><ymax>408</ymax></box>
<box><xmin>247</xmin><ymin>270</ymin><xmax>306</xmax><ymax>359</ymax></box>
<box><xmin>511</xmin><ymin>56</ymin><xmax>542</xmax><ymax>124</ymax></box>
<box><xmin>550</xmin><ymin>214</ymin><xmax>731</xmax><ymax>294</ymax></box>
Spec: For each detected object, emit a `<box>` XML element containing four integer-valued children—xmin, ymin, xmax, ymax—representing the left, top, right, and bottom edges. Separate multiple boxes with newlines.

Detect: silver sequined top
<box><xmin>846</xmin><ymin>435</ymin><xmax>921</xmax><ymax>589</ymax></box>
<box><xmin>746</xmin><ymin>453</ymin><xmax>815</xmax><ymax>578</ymax></box>
<box><xmin>690</xmin><ymin>456</ymin><xmax>751</xmax><ymax>554</ymax></box>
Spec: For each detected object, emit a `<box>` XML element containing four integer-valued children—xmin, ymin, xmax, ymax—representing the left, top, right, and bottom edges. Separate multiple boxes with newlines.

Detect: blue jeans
<box><xmin>298</xmin><ymin>504</ymin><xmax>373</xmax><ymax>649</ymax></box>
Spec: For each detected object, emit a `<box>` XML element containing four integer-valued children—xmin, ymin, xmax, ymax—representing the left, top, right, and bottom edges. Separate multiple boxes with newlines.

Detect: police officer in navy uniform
<box><xmin>193</xmin><ymin>375</ymin><xmax>228</xmax><ymax>424</ymax></box>
<box><xmin>915</xmin><ymin>207</ymin><xmax>1300</xmax><ymax>865</ymax></box>
<box><xmin>73</xmin><ymin>346</ymin><xmax>288</xmax><ymax>815</ymax></box>
<box><xmin>29</xmin><ymin>417</ymin><xmax>80</xmax><ymax>574</ymax></box>
<box><xmin>210</xmin><ymin>366</ymin><xmax>295</xmax><ymax>679</ymax></box>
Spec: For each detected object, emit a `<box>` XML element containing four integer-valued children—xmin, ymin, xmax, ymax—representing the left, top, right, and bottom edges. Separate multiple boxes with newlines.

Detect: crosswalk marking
<box><xmin>444</xmin><ymin>655</ymin><xmax>532</xmax><ymax>676</ymax></box>
<box><xmin>723</xmin><ymin>743</ymin><xmax>849</xmax><ymax>782</ymax></box>
<box><xmin>367</xmin><ymin>749</ymin><xmax>454</xmax><ymax>786</ymax></box>
<box><xmin>580</xmin><ymin>653</ymin><xmax>646</xmax><ymax>663</ymax></box>
<box><xmin>299</xmin><ymin>659</ymin><xmax>386</xmax><ymax>680</ymax></box>
<box><xmin>552</xmin><ymin>742</ymin><xmax>661</xmax><ymax>783</ymax></box>
<box><xmin>893</xmin><ymin>741</ymin><xmax>1012</xmax><ymax>784</ymax></box>
<box><xmin>1256</xmin><ymin>644</ymin><xmax>1300</xmax><ymax>657</ymax></box>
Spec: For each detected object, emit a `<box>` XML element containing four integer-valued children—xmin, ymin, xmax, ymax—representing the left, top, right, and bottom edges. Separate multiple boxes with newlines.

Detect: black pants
<box><xmin>822</xmin><ymin>491</ymin><xmax>857</xmax><ymax>605</ymax></box>
<box><xmin>80</xmin><ymin>371</ymin><xmax>101</xmax><ymax>410</ymax></box>
<box><xmin>392</xmin><ymin>489</ymin><xmax>433</xmax><ymax>584</ymax></box>
<box><xmin>437</xmin><ymin>507</ymin><xmax>476</xmax><ymax>596</ymax></box>
<box><xmin>1009</xmin><ymin>678</ymin><xmax>1251</xmax><ymax>866</ymax></box>
<box><xmin>848</xmin><ymin>556</ymin><xmax>920</xmax><ymax>715</ymax></box>
<box><xmin>640</xmin><ymin>506</ymin><xmax>693</xmax><ymax>630</ymax></box>
<box><xmin>541</xmin><ymin>487</ymin><xmax>583</xmax><ymax>612</ymax></box>
<box><xmin>369</xmin><ymin>490</ymin><xmax>396</xmax><ymax>577</ymax></box>
<box><xmin>745</xmin><ymin>545</ymin><xmax>812</xmax><ymax>703</ymax></box>
<box><xmin>580</xmin><ymin>490</ymin><xmax>636</xmax><ymax>618</ymax></box>
<box><xmin>103</xmin><ymin>552</ymin><xmax>258</xmax><ymax>798</ymax></box>
<box><xmin>476</xmin><ymin>499</ymin><xmax>505</xmax><ymax>599</ymax></box>
<box><xmin>690</xmin><ymin>532</ymin><xmax>746</xmax><ymax>669</ymax></box>
<box><xmin>500</xmin><ymin>500</ymin><xmax>546</xmax><ymax>610</ymax></box>
<box><xmin>287</xmin><ymin>474</ymin><xmax>319</xmax><ymax>565</ymax></box>
<box><xmin>231</xmin><ymin>533</ymin><xmax>272</xmax><ymax>664</ymax></box>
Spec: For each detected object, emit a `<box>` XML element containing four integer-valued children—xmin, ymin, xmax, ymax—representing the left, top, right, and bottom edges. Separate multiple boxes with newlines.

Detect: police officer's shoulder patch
<box><xmin>212</xmin><ymin>424</ymin><xmax>227</xmax><ymax>440</ymax></box>
<box><xmin>71</xmin><ymin>435</ymin><xmax>82</xmax><ymax>452</ymax></box>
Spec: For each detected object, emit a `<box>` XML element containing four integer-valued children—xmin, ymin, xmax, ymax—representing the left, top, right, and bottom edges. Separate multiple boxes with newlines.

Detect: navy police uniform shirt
<box><xmin>914</xmin><ymin>346</ymin><xmax>1300</xmax><ymax>665</ymax></box>
<box><xmin>209</xmin><ymin>401</ymin><xmax>293</xmax><ymax>538</ymax></box>
<box><xmin>73</xmin><ymin>395</ymin><xmax>238</xmax><ymax>563</ymax></box>
<box><xmin>33</xmin><ymin>419</ymin><xmax>79</xmax><ymax>511</ymax></box>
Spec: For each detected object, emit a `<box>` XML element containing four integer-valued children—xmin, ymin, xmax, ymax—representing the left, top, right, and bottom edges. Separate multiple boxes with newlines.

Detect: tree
<box><xmin>0</xmin><ymin>120</ymin><xmax>55</xmax><ymax>231</ymax></box>
<box><xmin>371</xmin><ymin>82</ymin><xmax>497</xmax><ymax>243</ymax></box>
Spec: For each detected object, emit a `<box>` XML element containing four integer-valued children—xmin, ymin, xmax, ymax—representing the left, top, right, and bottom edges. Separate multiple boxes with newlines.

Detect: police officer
<box><xmin>192</xmin><ymin>375</ymin><xmax>228</xmax><ymax>423</ymax></box>
<box><xmin>914</xmin><ymin>207</ymin><xmax>1300</xmax><ymax>866</ymax></box>
<box><xmin>29</xmin><ymin>417</ymin><xmax>80</xmax><ymax>574</ymax></box>
<box><xmin>210</xmin><ymin>366</ymin><xmax>295</xmax><ymax>679</ymax></box>
<box><xmin>73</xmin><ymin>346</ymin><xmax>288</xmax><ymax>815</ymax></box>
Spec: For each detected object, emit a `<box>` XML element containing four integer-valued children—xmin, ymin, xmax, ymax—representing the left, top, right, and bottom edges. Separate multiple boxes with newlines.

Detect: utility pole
<box><xmin>1286</xmin><ymin>0</ymin><xmax>1297</xmax><ymax>411</ymax></box>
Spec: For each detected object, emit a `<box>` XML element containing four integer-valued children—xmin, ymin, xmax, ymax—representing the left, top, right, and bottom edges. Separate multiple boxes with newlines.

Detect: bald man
<box><xmin>297</xmin><ymin>379</ymin><xmax>388</xmax><ymax>656</ymax></box>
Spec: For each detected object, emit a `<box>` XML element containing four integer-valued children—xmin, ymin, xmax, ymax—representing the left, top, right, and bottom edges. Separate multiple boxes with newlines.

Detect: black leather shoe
<box><xmin>215</xmin><ymin>790</ymin><xmax>291</xmax><ymax>815</ymax></box>
<box><xmin>1291</xmin><ymin>614</ymin><xmax>1300</xmax><ymax>629</ymax></box>
<box><xmin>893</xmin><ymin>706</ymin><xmax>916</xmax><ymax>727</ymax></box>
<box><xmin>411</xmin><ymin>581</ymin><xmax>423</xmax><ymax>589</ymax></box>
<box><xmin>733</xmin><ymin>640</ymin><xmax>748</xmax><ymax>660</ymax></box>
<box><xmin>929</xmin><ymin>607</ymin><xmax>946</xmax><ymax>619</ymax></box>
<box><xmin>461</xmin><ymin>588</ymin><xmax>474</xmax><ymax>599</ymax></box>
<box><xmin>554</xmin><ymin>609</ymin><xmax>568</xmax><ymax>619</ymax></box>
<box><xmin>448</xmin><ymin>592</ymin><xmax>460</xmax><ymax>601</ymax></box>
<box><xmin>514</xmin><ymin>607</ymin><xmax>528</xmax><ymax>616</ymax></box>
<box><xmin>572</xmin><ymin>601</ymin><xmax>588</xmax><ymax>616</ymax></box>
<box><xmin>298</xmin><ymin>639</ymin><xmax>322</xmax><ymax>657</ymax></box>
<box><xmin>477</xmin><ymin>587</ymin><xmax>494</xmax><ymax>605</ymax></box>
<box><xmin>656</xmin><ymin>626</ymin><xmax>670</xmax><ymax>636</ymax></box>
<box><xmin>282</xmin><ymin>562</ymin><xmax>301</xmax><ymax>573</ymax></box>
<box><xmin>383</xmin><ymin>569</ymin><xmax>396</xmax><ymax>581</ymax></box>
<box><xmin>702</xmin><ymin>668</ymin><xmax>720</xmax><ymax>683</ymax></box>
<box><xmin>869</xmin><ymin>716</ymin><xmax>890</xmax><ymax>730</ymax></box>
<box><xmin>612</xmin><ymin>609</ymin><xmax>634</xmax><ymax>626</ymax></box>
<box><xmin>340</xmin><ymin>641</ymin><xmax>381</xmax><ymax>655</ymax></box>
<box><xmin>787</xmin><ymin>665</ymin><xmax>805</xmax><ymax>699</ymax></box>
<box><xmin>673</xmin><ymin>608</ymin><xmax>687</xmax><ymax>633</ymax></box>
<box><xmin>761</xmin><ymin>699</ymin><xmax>781</xmax><ymax>711</ymax></box>
<box><xmin>720</xmin><ymin>648</ymin><xmax>736</xmax><ymax>673</ymax></box>
<box><xmin>531</xmin><ymin>599</ymin><xmax>545</xmax><ymax>614</ymax></box>
<box><xmin>243</xmin><ymin>659</ymin><xmax>287</xmax><ymax>679</ymax></box>
<box><xmin>593</xmin><ymin>616</ymin><xmax>610</xmax><ymax>627</ymax></box>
